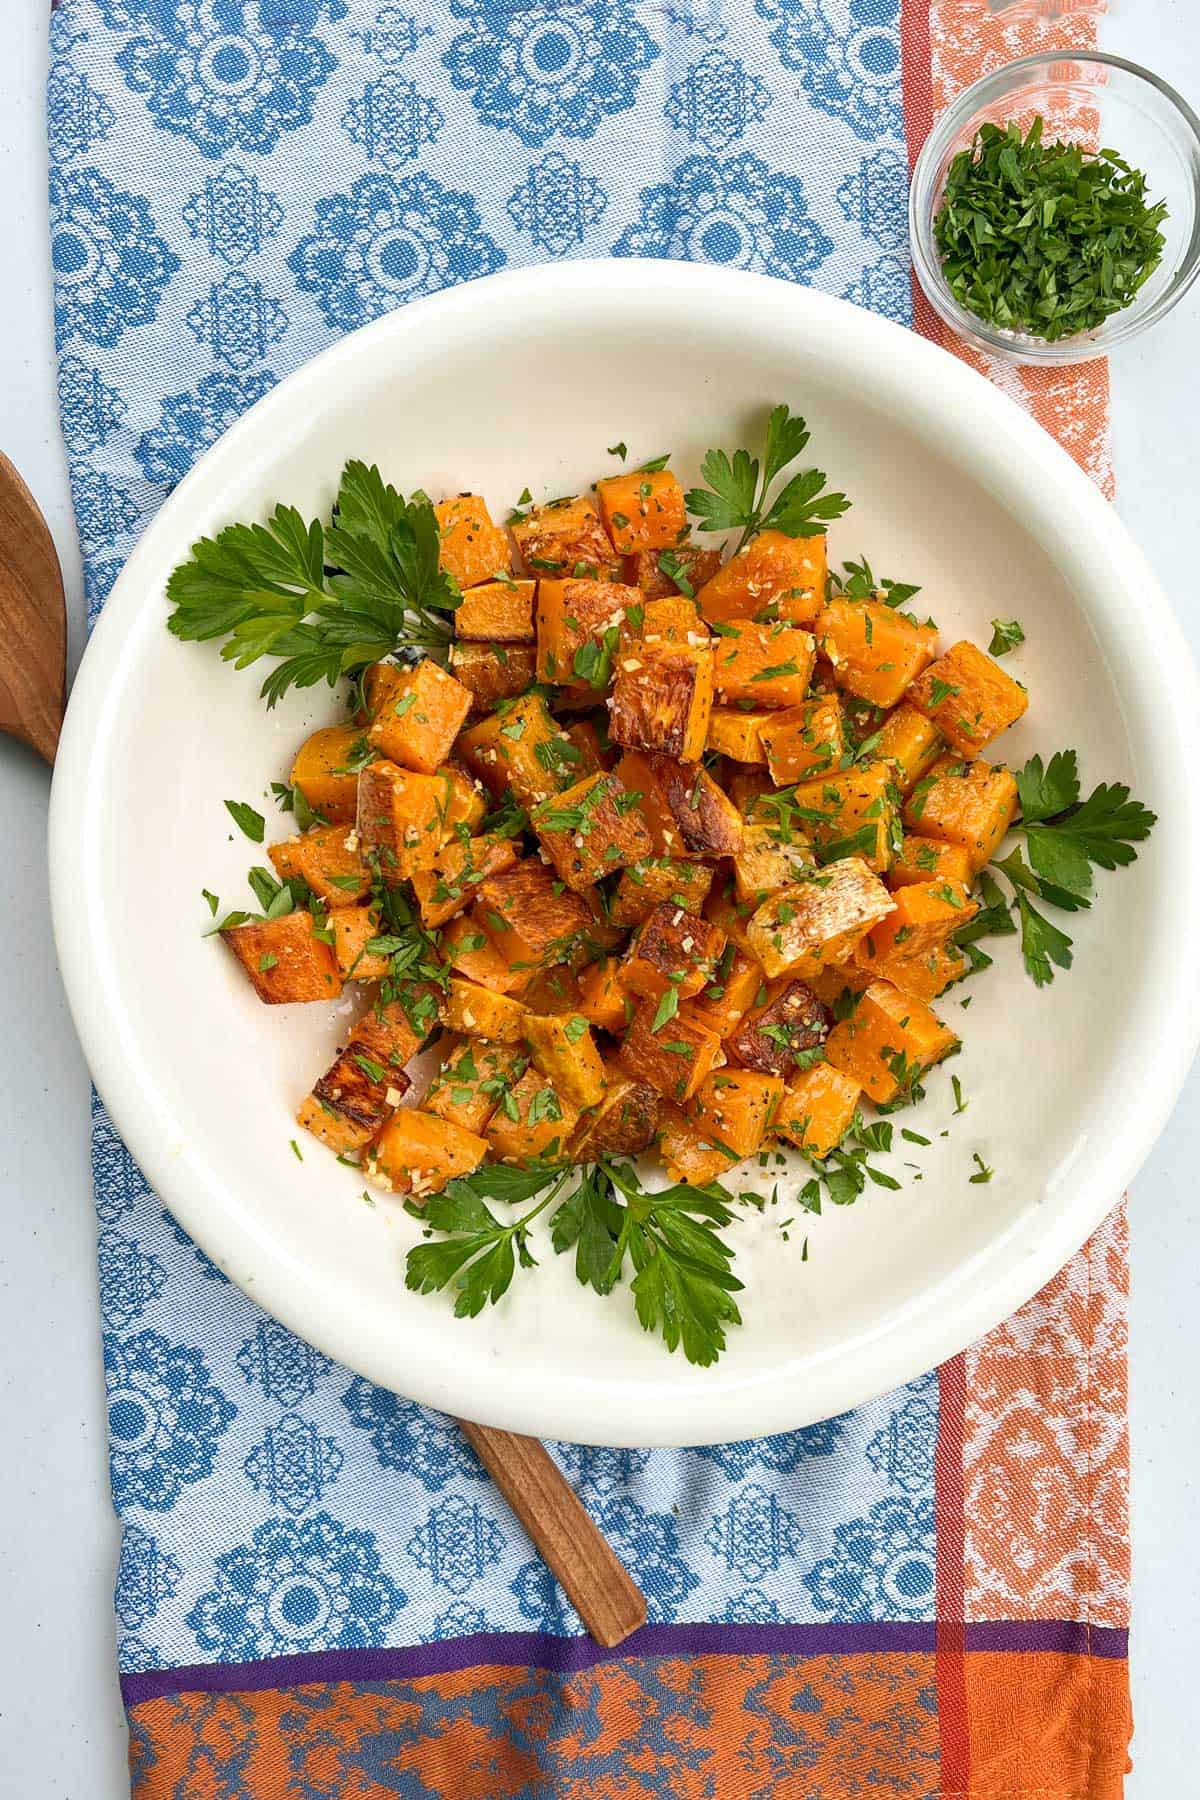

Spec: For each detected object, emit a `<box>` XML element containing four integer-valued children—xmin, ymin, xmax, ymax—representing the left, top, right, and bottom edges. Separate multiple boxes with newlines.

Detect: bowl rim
<box><xmin>910</xmin><ymin>49</ymin><xmax>1200</xmax><ymax>365</ymax></box>
<box><xmin>47</xmin><ymin>259</ymin><xmax>1200</xmax><ymax>1445</ymax></box>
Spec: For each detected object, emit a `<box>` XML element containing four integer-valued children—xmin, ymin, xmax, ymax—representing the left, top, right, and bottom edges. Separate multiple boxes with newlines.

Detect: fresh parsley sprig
<box><xmin>685</xmin><ymin>404</ymin><xmax>850</xmax><ymax>552</ymax></box>
<box><xmin>166</xmin><ymin>460</ymin><xmax>461</xmax><ymax>706</ymax></box>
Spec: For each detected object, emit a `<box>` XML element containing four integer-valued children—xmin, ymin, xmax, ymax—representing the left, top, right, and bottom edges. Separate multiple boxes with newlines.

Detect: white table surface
<box><xmin>1</xmin><ymin>6</ymin><xmax>1197</xmax><ymax>1795</ymax></box>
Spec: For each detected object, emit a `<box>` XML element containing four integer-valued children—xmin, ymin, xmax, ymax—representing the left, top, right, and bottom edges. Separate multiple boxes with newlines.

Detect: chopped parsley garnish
<box><xmin>224</xmin><ymin>799</ymin><xmax>265</xmax><ymax>842</ymax></box>
<box><xmin>988</xmin><ymin>617</ymin><xmax>1025</xmax><ymax>657</ymax></box>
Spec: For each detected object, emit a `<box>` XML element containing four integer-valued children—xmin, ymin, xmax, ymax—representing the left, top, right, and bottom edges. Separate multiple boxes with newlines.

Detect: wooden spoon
<box><xmin>0</xmin><ymin>452</ymin><xmax>647</xmax><ymax>1649</ymax></box>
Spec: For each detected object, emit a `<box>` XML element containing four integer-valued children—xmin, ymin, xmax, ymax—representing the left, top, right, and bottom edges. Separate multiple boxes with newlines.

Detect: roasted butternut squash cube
<box><xmin>596</xmin><ymin>468</ymin><xmax>687</xmax><ymax>554</ymax></box>
<box><xmin>689</xmin><ymin>1069</ymin><xmax>783</xmax><ymax>1159</ymax></box>
<box><xmin>223</xmin><ymin>911</ymin><xmax>342</xmax><ymax>1004</ymax></box>
<box><xmin>657</xmin><ymin>1104</ymin><xmax>738</xmax><ymax>1185</ymax></box>
<box><xmin>733</xmin><ymin>817</ymin><xmax>815</xmax><ymax>906</ymax></box>
<box><xmin>623</xmin><ymin>543</ymin><xmax>724</xmax><ymax>600</ymax></box>
<box><xmin>332</xmin><ymin>907</ymin><xmax>390</xmax><ymax>981</ymax></box>
<box><xmin>696</xmin><ymin>529</ymin><xmax>826</xmax><ymax>626</ymax></box>
<box><xmin>788</xmin><ymin>760</ymin><xmax>899</xmax><ymax>872</ymax></box>
<box><xmin>477</xmin><ymin>859</ymin><xmax>594</xmax><ymax>964</ymax></box>
<box><xmin>746</xmin><ymin>858</ymin><xmax>895</xmax><ymax>980</ymax></box>
<box><xmin>562</xmin><ymin>717</ymin><xmax>608</xmax><ymax>775</ymax></box>
<box><xmin>726</xmin><ymin>978</ymin><xmax>829</xmax><ymax>1077</ymax></box>
<box><xmin>886</xmin><ymin>834</ymin><xmax>974</xmax><ymax>891</ymax></box>
<box><xmin>608</xmin><ymin>638</ymin><xmax>713</xmax><ymax>762</ymax></box>
<box><xmin>286</xmin><ymin>824</ymin><xmax>370</xmax><ymax>907</ymax></box>
<box><xmin>711</xmin><ymin>620</ymin><xmax>815</xmax><ymax>709</ymax></box>
<box><xmin>578</xmin><ymin>957</ymin><xmax>634</xmax><ymax>1034</ymax></box>
<box><xmin>817</xmin><ymin>599</ymin><xmax>939</xmax><ymax>708</ymax></box>
<box><xmin>727</xmin><ymin>767</ymin><xmax>775</xmax><ymax>816</ymax></box>
<box><xmin>531</xmin><ymin>772</ymin><xmax>653</xmax><ymax>891</ymax></box>
<box><xmin>617</xmin><ymin>996</ymin><xmax>723</xmax><ymax>1104</ymax></box>
<box><xmin>486</xmin><ymin>1067</ymin><xmax>579</xmax><ymax>1164</ymax></box>
<box><xmin>647</xmin><ymin>754</ymin><xmax>744</xmax><ymax>858</ymax></box>
<box><xmin>521</xmin><ymin>964</ymin><xmax>586</xmax><ymax>1016</ymax></box>
<box><xmin>876</xmin><ymin>703</ymin><xmax>943</xmax><ymax>793</ymax></box>
<box><xmin>408</xmin><ymin>833</ymin><xmax>518</xmax><ymax>929</ymax></box>
<box><xmin>689</xmin><ymin>945</ymin><xmax>765</xmax><ymax>1038</ymax></box>
<box><xmin>760</xmin><ymin>697</ymin><xmax>845</xmax><ymax>784</ymax></box>
<box><xmin>425</xmin><ymin>1037</ymin><xmax>528</xmax><ymax>1135</ymax></box>
<box><xmin>908</xmin><ymin>641</ymin><xmax>1028</xmax><ymax>759</ymax></box>
<box><xmin>871</xmin><ymin>941</ymin><xmax>970</xmax><ymax>1002</ymax></box>
<box><xmin>610</xmin><ymin>856</ymin><xmax>714</xmax><ymax>928</ymax></box>
<box><xmin>290</xmin><ymin>724</ymin><xmax>366</xmax><ymax>825</ymax></box>
<box><xmin>707</xmin><ymin>707</ymin><xmax>770</xmax><ymax>764</ymax></box>
<box><xmin>450</xmin><ymin>642</ymin><xmax>538</xmax><ymax>709</ymax></box>
<box><xmin>511</xmin><ymin>493</ymin><xmax>620</xmax><ymax>582</ymax></box>
<box><xmin>435</xmin><ymin>493</ymin><xmax>511</xmax><ymax>590</ymax></box>
<box><xmin>454</xmin><ymin>577</ymin><xmax>536</xmax><ymax>643</ymax></box>
<box><xmin>365</xmin><ymin>1108</ymin><xmax>488</xmax><ymax>1199</ymax></box>
<box><xmin>442</xmin><ymin>767</ymin><xmax>487</xmax><ymax>836</ymax></box>
<box><xmin>806</xmin><ymin>962</ymin><xmax>873</xmax><ymax>1006</ymax></box>
<box><xmin>824</xmin><ymin>979</ymin><xmax>958</xmax><ymax>1103</ymax></box>
<box><xmin>858</xmin><ymin>878</ymin><xmax>977</xmax><ymax>966</ymax></box>
<box><xmin>523</xmin><ymin>1012</ymin><xmax>607</xmax><ymax>1108</ymax></box>
<box><xmin>441</xmin><ymin>909</ymin><xmax>531</xmax><ymax>995</ymax></box>
<box><xmin>356</xmin><ymin>761</ymin><xmax>458</xmax><ymax>879</ymax></box>
<box><xmin>570</xmin><ymin>1068</ymin><xmax>659</xmax><ymax>1161</ymax></box>
<box><xmin>536</xmin><ymin>577</ymin><xmax>640</xmax><ymax>688</ymax></box>
<box><xmin>267</xmin><ymin>838</ymin><xmax>306</xmax><ymax>885</ymax></box>
<box><xmin>365</xmin><ymin>658</ymin><xmax>472</xmax><ymax>774</ymax></box>
<box><xmin>622</xmin><ymin>903</ymin><xmax>727</xmax><ymax>1001</ymax></box>
<box><xmin>439</xmin><ymin>977</ymin><xmax>529</xmax><ymax>1044</ymax></box>
<box><xmin>302</xmin><ymin>1000</ymin><xmax>419</xmax><ymax>1151</ymax></box>
<box><xmin>773</xmin><ymin>1062</ymin><xmax>861</xmax><ymax>1159</ymax></box>
<box><xmin>457</xmin><ymin>692</ymin><xmax>571</xmax><ymax>811</ymax></box>
<box><xmin>620</xmin><ymin>593</ymin><xmax>707</xmax><ymax>648</ymax></box>
<box><xmin>360</xmin><ymin>660</ymin><xmax>404</xmax><ymax>723</ymax></box>
<box><xmin>704</xmin><ymin>868</ymin><xmax>758</xmax><ymax>957</ymax></box>
<box><xmin>904</xmin><ymin>757</ymin><xmax>1018</xmax><ymax>872</ymax></box>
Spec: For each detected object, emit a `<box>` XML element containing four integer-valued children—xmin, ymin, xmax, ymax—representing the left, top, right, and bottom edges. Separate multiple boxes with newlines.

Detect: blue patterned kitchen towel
<box><xmin>47</xmin><ymin>4</ymin><xmax>1131</xmax><ymax>1795</ymax></box>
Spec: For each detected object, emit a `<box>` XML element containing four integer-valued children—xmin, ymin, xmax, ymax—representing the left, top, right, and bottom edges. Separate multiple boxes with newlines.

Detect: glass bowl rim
<box><xmin>909</xmin><ymin>49</ymin><xmax>1200</xmax><ymax>364</ymax></box>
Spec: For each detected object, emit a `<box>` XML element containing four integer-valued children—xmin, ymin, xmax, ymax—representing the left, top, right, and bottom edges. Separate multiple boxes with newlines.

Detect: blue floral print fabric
<box><xmin>51</xmin><ymin>0</ymin><xmax>935</xmax><ymax>1677</ymax></box>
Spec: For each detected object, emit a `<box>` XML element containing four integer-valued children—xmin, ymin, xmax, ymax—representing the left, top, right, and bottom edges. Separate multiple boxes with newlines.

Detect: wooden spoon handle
<box><xmin>457</xmin><ymin>1419</ymin><xmax>647</xmax><ymax>1648</ymax></box>
<box><xmin>0</xmin><ymin>451</ymin><xmax>67</xmax><ymax>764</ymax></box>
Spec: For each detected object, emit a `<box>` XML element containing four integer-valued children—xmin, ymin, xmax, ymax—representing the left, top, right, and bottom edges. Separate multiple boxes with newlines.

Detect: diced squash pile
<box><xmin>222</xmin><ymin>459</ymin><xmax>1033</xmax><ymax>1205</ymax></box>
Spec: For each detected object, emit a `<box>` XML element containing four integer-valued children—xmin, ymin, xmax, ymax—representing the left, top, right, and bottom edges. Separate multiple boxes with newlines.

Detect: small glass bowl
<box><xmin>910</xmin><ymin>51</ymin><xmax>1200</xmax><ymax>364</ymax></box>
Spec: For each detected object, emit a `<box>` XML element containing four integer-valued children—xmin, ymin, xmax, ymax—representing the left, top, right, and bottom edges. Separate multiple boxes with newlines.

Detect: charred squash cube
<box><xmin>788</xmin><ymin>760</ymin><xmax>899</xmax><ymax>872</ymax></box>
<box><xmin>223</xmin><ymin>910</ymin><xmax>342</xmax><ymax>1004</ymax></box>
<box><xmin>759</xmin><ymin>697</ymin><xmax>845</xmax><ymax>784</ymax></box>
<box><xmin>904</xmin><ymin>757</ymin><xmax>1018</xmax><ymax>872</ymax></box>
<box><xmin>523</xmin><ymin>1012</ymin><xmax>607</xmax><ymax>1108</ymax></box>
<box><xmin>410</xmin><ymin>833</ymin><xmax>520</xmax><ymax>929</ymax></box>
<box><xmin>454</xmin><ymin>577</ymin><xmax>536</xmax><ymax>643</ymax></box>
<box><xmin>623</xmin><ymin>903</ymin><xmax>727</xmax><ymax>1000</ymax></box>
<box><xmin>773</xmin><ymin>1062</ymin><xmax>862</xmax><ymax>1159</ymax></box>
<box><xmin>617</xmin><ymin>995</ymin><xmax>723</xmax><ymax>1104</ymax></box>
<box><xmin>424</xmin><ymin>1037</ymin><xmax>529</xmax><ymax>1135</ymax></box>
<box><xmin>610</xmin><ymin>856</ymin><xmax>714</xmax><ymax>928</ymax></box>
<box><xmin>364</xmin><ymin>1109</ymin><xmax>489</xmax><ymax>1201</ymax></box>
<box><xmin>366</xmin><ymin>657</ymin><xmax>473</xmax><ymax>774</ymax></box>
<box><xmin>449</xmin><ymin>642</ymin><xmax>538</xmax><ymax>710</ymax></box>
<box><xmin>907</xmin><ymin>639</ymin><xmax>1028</xmax><ymax>758</ymax></box>
<box><xmin>647</xmin><ymin>754</ymin><xmax>743</xmax><ymax>857</ymax></box>
<box><xmin>300</xmin><ymin>998</ymin><xmax>421</xmax><ymax>1152</ymax></box>
<box><xmin>726</xmin><ymin>978</ymin><xmax>830</xmax><ymax>1077</ymax></box>
<box><xmin>823</xmin><ymin>979</ymin><xmax>958</xmax><ymax>1104</ymax></box>
<box><xmin>531</xmin><ymin>771</ymin><xmax>653</xmax><ymax>891</ymax></box>
<box><xmin>511</xmin><ymin>493</ymin><xmax>620</xmax><ymax>582</ymax></box>
<box><xmin>486</xmin><ymin>1067</ymin><xmax>579</xmax><ymax>1164</ymax></box>
<box><xmin>710</xmin><ymin>619</ymin><xmax>815</xmax><ymax>710</ymax></box>
<box><xmin>688</xmin><ymin>1069</ymin><xmax>784</xmax><ymax>1159</ymax></box>
<box><xmin>608</xmin><ymin>638</ymin><xmax>713</xmax><ymax>762</ymax></box>
<box><xmin>623</xmin><ymin>543</ymin><xmax>724</xmax><ymax>600</ymax></box>
<box><xmin>596</xmin><ymin>468</ymin><xmax>687</xmax><ymax>554</ymax></box>
<box><xmin>657</xmin><ymin>1103</ymin><xmax>738</xmax><ymax>1185</ymax></box>
<box><xmin>290</xmin><ymin>724</ymin><xmax>367</xmax><ymax>825</ymax></box>
<box><xmin>732</xmin><ymin>816</ymin><xmax>815</xmax><ymax>906</ymax></box>
<box><xmin>476</xmin><ymin>859</ymin><xmax>594</xmax><ymax>963</ymax></box>
<box><xmin>817</xmin><ymin>599</ymin><xmax>939</xmax><ymax>708</ymax></box>
<box><xmin>457</xmin><ymin>692</ymin><xmax>572</xmax><ymax>811</ymax></box>
<box><xmin>536</xmin><ymin>577</ymin><xmax>641</xmax><ymax>688</ymax></box>
<box><xmin>746</xmin><ymin>858</ymin><xmax>896</xmax><ymax>980</ymax></box>
<box><xmin>696</xmin><ymin>529</ymin><xmax>826</xmax><ymax>626</ymax></box>
<box><xmin>435</xmin><ymin>493</ymin><xmax>511</xmax><ymax>590</ymax></box>
<box><xmin>439</xmin><ymin>977</ymin><xmax>530</xmax><ymax>1044</ymax></box>
<box><xmin>570</xmin><ymin>1066</ymin><xmax>659</xmax><ymax>1160</ymax></box>
<box><xmin>876</xmin><ymin>703</ymin><xmax>944</xmax><ymax>794</ymax></box>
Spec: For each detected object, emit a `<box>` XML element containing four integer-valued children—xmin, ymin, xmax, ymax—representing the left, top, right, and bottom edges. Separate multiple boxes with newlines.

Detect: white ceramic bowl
<box><xmin>49</xmin><ymin>261</ymin><xmax>1200</xmax><ymax>1447</ymax></box>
